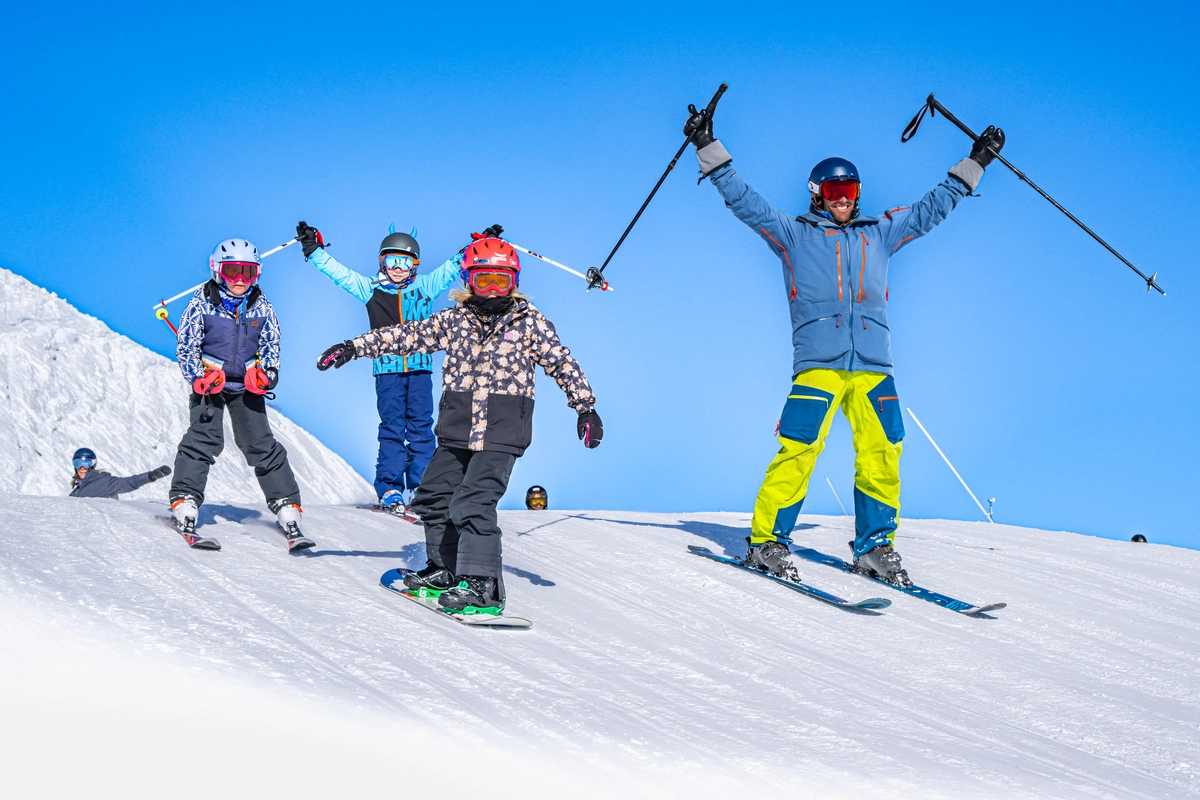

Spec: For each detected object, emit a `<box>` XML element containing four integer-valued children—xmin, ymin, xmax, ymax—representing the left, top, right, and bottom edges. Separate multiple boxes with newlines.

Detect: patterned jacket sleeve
<box><xmin>352</xmin><ymin>310</ymin><xmax>449</xmax><ymax>358</ymax></box>
<box><xmin>529</xmin><ymin>310</ymin><xmax>596</xmax><ymax>413</ymax></box>
<box><xmin>174</xmin><ymin>295</ymin><xmax>207</xmax><ymax>382</ymax></box>
<box><xmin>257</xmin><ymin>299</ymin><xmax>281</xmax><ymax>371</ymax></box>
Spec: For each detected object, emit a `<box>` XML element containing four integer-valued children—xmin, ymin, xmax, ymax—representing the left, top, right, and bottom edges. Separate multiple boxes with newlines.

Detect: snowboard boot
<box><xmin>742</xmin><ymin>538</ymin><xmax>800</xmax><ymax>581</ymax></box>
<box><xmin>379</xmin><ymin>489</ymin><xmax>407</xmax><ymax>516</ymax></box>
<box><xmin>276</xmin><ymin>504</ymin><xmax>315</xmax><ymax>552</ymax></box>
<box><xmin>170</xmin><ymin>496</ymin><xmax>199</xmax><ymax>534</ymax></box>
<box><xmin>852</xmin><ymin>542</ymin><xmax>913</xmax><ymax>588</ymax></box>
<box><xmin>402</xmin><ymin>562</ymin><xmax>458</xmax><ymax>597</ymax></box>
<box><xmin>437</xmin><ymin>575</ymin><xmax>506</xmax><ymax>616</ymax></box>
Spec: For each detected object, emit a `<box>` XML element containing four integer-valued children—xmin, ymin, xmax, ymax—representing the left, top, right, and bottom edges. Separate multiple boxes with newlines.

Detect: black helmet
<box><xmin>525</xmin><ymin>485</ymin><xmax>548</xmax><ymax>510</ymax></box>
<box><xmin>379</xmin><ymin>230</ymin><xmax>419</xmax><ymax>259</ymax></box>
<box><xmin>1131</xmin><ymin>534</ymin><xmax>1148</xmax><ymax>543</ymax></box>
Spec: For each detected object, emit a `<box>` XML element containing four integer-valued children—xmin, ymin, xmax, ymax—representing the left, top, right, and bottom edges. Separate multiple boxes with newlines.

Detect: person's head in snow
<box><xmin>808</xmin><ymin>157</ymin><xmax>861</xmax><ymax>225</ymax></box>
<box><xmin>72</xmin><ymin>447</ymin><xmax>97</xmax><ymax>481</ymax></box>
<box><xmin>378</xmin><ymin>228</ymin><xmax>421</xmax><ymax>289</ymax></box>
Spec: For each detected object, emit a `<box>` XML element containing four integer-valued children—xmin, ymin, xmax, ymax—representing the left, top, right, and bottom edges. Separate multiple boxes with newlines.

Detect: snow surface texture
<box><xmin>0</xmin><ymin>267</ymin><xmax>373</xmax><ymax>505</ymax></box>
<box><xmin>1</xmin><ymin>496</ymin><xmax>1196</xmax><ymax>798</ymax></box>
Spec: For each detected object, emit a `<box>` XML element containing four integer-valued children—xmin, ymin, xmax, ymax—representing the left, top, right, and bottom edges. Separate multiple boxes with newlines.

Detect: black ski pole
<box><xmin>901</xmin><ymin>93</ymin><xmax>1164</xmax><ymax>295</ymax></box>
<box><xmin>585</xmin><ymin>82</ymin><xmax>729</xmax><ymax>291</ymax></box>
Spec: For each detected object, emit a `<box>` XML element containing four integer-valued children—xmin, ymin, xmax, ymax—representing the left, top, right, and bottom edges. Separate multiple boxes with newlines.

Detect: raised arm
<box><xmin>308</xmin><ymin>249</ymin><xmax>375</xmax><ymax>303</ymax></box>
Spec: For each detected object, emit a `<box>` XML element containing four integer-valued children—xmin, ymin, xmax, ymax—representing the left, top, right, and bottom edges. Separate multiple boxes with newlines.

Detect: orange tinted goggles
<box><xmin>468</xmin><ymin>269</ymin><xmax>514</xmax><ymax>292</ymax></box>
<box><xmin>820</xmin><ymin>178</ymin><xmax>860</xmax><ymax>202</ymax></box>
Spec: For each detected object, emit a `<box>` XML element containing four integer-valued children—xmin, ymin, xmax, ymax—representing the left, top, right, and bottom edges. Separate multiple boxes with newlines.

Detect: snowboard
<box><xmin>791</xmin><ymin>546</ymin><xmax>1007</xmax><ymax>616</ymax></box>
<box><xmin>379</xmin><ymin>568</ymin><xmax>533</xmax><ymax>629</ymax></box>
<box><xmin>357</xmin><ymin>504</ymin><xmax>421</xmax><ymax>525</ymax></box>
<box><xmin>687</xmin><ymin>546</ymin><xmax>890</xmax><ymax>611</ymax></box>
<box><xmin>159</xmin><ymin>516</ymin><xmax>220</xmax><ymax>551</ymax></box>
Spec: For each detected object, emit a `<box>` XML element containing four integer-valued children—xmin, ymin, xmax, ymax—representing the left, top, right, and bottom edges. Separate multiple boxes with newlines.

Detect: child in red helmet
<box><xmin>317</xmin><ymin>235</ymin><xmax>603</xmax><ymax>615</ymax></box>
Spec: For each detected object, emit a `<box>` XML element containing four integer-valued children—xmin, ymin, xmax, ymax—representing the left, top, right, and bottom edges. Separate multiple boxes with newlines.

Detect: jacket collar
<box><xmin>204</xmin><ymin>280</ymin><xmax>262</xmax><ymax>311</ymax></box>
<box><xmin>797</xmin><ymin>209</ymin><xmax>880</xmax><ymax>229</ymax></box>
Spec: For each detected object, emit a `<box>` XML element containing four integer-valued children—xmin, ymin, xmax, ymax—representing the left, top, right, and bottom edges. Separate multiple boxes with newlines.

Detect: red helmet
<box><xmin>461</xmin><ymin>237</ymin><xmax>521</xmax><ymax>286</ymax></box>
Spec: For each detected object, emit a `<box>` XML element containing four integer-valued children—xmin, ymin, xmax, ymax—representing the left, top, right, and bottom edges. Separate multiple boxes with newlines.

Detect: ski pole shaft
<box><xmin>824</xmin><ymin>475</ymin><xmax>849</xmax><ymax>516</ymax></box>
<box><xmin>912</xmin><ymin>94</ymin><xmax>1164</xmax><ymax>295</ymax></box>
<box><xmin>592</xmin><ymin>82</ymin><xmax>728</xmax><ymax>287</ymax></box>
<box><xmin>906</xmin><ymin>408</ymin><xmax>994</xmax><ymax>523</ymax></box>
<box><xmin>150</xmin><ymin>237</ymin><xmax>302</xmax><ymax>311</ymax></box>
<box><xmin>509</xmin><ymin>243</ymin><xmax>614</xmax><ymax>291</ymax></box>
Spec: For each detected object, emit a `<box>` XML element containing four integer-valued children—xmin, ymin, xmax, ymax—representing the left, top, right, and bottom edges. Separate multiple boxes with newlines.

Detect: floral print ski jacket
<box><xmin>352</xmin><ymin>299</ymin><xmax>596</xmax><ymax>456</ymax></box>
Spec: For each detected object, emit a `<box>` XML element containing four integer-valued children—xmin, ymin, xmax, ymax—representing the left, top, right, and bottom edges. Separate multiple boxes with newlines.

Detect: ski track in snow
<box><xmin>1</xmin><ymin>495</ymin><xmax>1197</xmax><ymax>798</ymax></box>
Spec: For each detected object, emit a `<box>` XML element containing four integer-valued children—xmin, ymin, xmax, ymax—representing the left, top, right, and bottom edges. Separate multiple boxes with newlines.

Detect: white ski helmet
<box><xmin>209</xmin><ymin>238</ymin><xmax>261</xmax><ymax>287</ymax></box>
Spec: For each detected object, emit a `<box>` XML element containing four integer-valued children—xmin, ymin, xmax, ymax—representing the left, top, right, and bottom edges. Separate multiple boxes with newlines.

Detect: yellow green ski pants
<box><xmin>751</xmin><ymin>369</ymin><xmax>905</xmax><ymax>557</ymax></box>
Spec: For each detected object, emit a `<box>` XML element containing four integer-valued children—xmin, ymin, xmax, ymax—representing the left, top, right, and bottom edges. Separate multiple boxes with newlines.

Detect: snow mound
<box><xmin>0</xmin><ymin>267</ymin><xmax>373</xmax><ymax>505</ymax></box>
<box><xmin>0</xmin><ymin>497</ymin><xmax>1196</xmax><ymax>798</ymax></box>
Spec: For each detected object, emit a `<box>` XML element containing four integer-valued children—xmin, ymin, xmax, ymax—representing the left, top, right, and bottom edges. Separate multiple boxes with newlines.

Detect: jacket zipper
<box><xmin>836</xmin><ymin>241</ymin><xmax>843</xmax><ymax>302</ymax></box>
<box><xmin>857</xmin><ymin>233</ymin><xmax>867</xmax><ymax>302</ymax></box>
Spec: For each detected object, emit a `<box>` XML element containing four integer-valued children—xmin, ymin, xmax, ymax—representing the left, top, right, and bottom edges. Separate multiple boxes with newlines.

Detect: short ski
<box><xmin>159</xmin><ymin>516</ymin><xmax>220</xmax><ymax>551</ymax></box>
<box><xmin>379</xmin><ymin>568</ymin><xmax>532</xmax><ymax>629</ymax></box>
<box><xmin>687</xmin><ymin>546</ymin><xmax>890</xmax><ymax>611</ymax></box>
<box><xmin>791</xmin><ymin>547</ymin><xmax>1006</xmax><ymax>615</ymax></box>
<box><xmin>357</xmin><ymin>504</ymin><xmax>421</xmax><ymax>525</ymax></box>
<box><xmin>280</xmin><ymin>525</ymin><xmax>315</xmax><ymax>553</ymax></box>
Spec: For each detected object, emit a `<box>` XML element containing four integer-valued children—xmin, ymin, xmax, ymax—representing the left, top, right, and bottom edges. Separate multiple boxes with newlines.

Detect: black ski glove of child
<box><xmin>577</xmin><ymin>410</ymin><xmax>603</xmax><ymax>449</ymax></box>
<box><xmin>317</xmin><ymin>340</ymin><xmax>359</xmax><ymax>371</ymax></box>
<box><xmin>969</xmin><ymin>125</ymin><xmax>1006</xmax><ymax>169</ymax></box>
<box><xmin>296</xmin><ymin>221</ymin><xmax>327</xmax><ymax>258</ymax></box>
<box><xmin>148</xmin><ymin>465</ymin><xmax>171</xmax><ymax>482</ymax></box>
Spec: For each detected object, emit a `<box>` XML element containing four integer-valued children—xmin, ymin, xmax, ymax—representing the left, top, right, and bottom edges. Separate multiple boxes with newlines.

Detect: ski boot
<box><xmin>276</xmin><ymin>503</ymin><xmax>315</xmax><ymax>553</ymax></box>
<box><xmin>851</xmin><ymin>542</ymin><xmax>912</xmax><ymax>588</ymax></box>
<box><xmin>379</xmin><ymin>489</ymin><xmax>408</xmax><ymax>516</ymax></box>
<box><xmin>438</xmin><ymin>575</ymin><xmax>505</xmax><ymax>616</ymax></box>
<box><xmin>741</xmin><ymin>538</ymin><xmax>800</xmax><ymax>581</ymax></box>
<box><xmin>171</xmin><ymin>496</ymin><xmax>199</xmax><ymax>535</ymax></box>
<box><xmin>402</xmin><ymin>563</ymin><xmax>458</xmax><ymax>598</ymax></box>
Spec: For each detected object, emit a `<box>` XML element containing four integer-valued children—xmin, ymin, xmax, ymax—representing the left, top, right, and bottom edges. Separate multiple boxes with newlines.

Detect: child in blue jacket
<box><xmin>296</xmin><ymin>222</ymin><xmax>460</xmax><ymax>513</ymax></box>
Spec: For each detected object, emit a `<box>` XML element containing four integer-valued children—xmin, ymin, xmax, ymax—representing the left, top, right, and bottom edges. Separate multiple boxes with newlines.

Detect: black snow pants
<box><xmin>169</xmin><ymin>391</ymin><xmax>301</xmax><ymax>511</ymax></box>
<box><xmin>410</xmin><ymin>446</ymin><xmax>516</xmax><ymax>579</ymax></box>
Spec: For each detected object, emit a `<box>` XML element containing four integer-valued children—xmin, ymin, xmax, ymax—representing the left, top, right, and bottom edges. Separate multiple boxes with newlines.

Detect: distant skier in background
<box><xmin>525</xmin><ymin>485</ymin><xmax>548</xmax><ymax>510</ymax></box>
<box><xmin>317</xmin><ymin>235</ymin><xmax>602</xmax><ymax>614</ymax></box>
<box><xmin>684</xmin><ymin>99</ymin><xmax>1004</xmax><ymax>586</ymax></box>
<box><xmin>168</xmin><ymin>238</ymin><xmax>313</xmax><ymax>552</ymax></box>
<box><xmin>69</xmin><ymin>447</ymin><xmax>170</xmax><ymax>498</ymax></box>
<box><xmin>296</xmin><ymin>222</ymin><xmax>461</xmax><ymax>517</ymax></box>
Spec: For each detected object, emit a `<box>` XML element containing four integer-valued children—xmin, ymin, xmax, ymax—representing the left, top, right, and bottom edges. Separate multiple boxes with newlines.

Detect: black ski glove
<box><xmin>480</xmin><ymin>224</ymin><xmax>504</xmax><ymax>239</ymax></box>
<box><xmin>577</xmin><ymin>410</ymin><xmax>603</xmax><ymax>449</ymax></box>
<box><xmin>264</xmin><ymin>367</ymin><xmax>279</xmax><ymax>390</ymax></box>
<box><xmin>969</xmin><ymin>125</ymin><xmax>1006</xmax><ymax>169</ymax></box>
<box><xmin>317</xmin><ymin>340</ymin><xmax>359</xmax><ymax>371</ymax></box>
<box><xmin>148</xmin><ymin>465</ymin><xmax>171</xmax><ymax>482</ymax></box>
<box><xmin>683</xmin><ymin>103</ymin><xmax>715</xmax><ymax>149</ymax></box>
<box><xmin>296</xmin><ymin>220</ymin><xmax>327</xmax><ymax>258</ymax></box>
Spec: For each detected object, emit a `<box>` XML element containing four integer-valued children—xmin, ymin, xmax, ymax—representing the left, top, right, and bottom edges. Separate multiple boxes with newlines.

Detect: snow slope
<box><xmin>0</xmin><ymin>267</ymin><xmax>373</xmax><ymax>505</ymax></box>
<box><xmin>1</xmin><ymin>496</ymin><xmax>1196</xmax><ymax>798</ymax></box>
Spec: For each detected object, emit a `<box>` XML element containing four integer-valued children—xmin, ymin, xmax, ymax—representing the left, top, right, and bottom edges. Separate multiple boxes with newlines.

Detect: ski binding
<box><xmin>687</xmin><ymin>546</ymin><xmax>890</xmax><ymax>611</ymax></box>
<box><xmin>159</xmin><ymin>516</ymin><xmax>220</xmax><ymax>551</ymax></box>
<box><xmin>379</xmin><ymin>568</ymin><xmax>532</xmax><ymax>629</ymax></box>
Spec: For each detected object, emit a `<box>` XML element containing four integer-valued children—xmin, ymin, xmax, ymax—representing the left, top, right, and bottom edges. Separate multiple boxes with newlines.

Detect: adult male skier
<box><xmin>685</xmin><ymin>100</ymin><xmax>1004</xmax><ymax>586</ymax></box>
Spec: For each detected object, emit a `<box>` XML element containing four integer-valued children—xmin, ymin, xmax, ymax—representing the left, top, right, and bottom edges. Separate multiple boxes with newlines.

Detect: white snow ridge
<box><xmin>1</xmin><ymin>269</ymin><xmax>1198</xmax><ymax>798</ymax></box>
<box><xmin>0</xmin><ymin>266</ymin><xmax>373</xmax><ymax>504</ymax></box>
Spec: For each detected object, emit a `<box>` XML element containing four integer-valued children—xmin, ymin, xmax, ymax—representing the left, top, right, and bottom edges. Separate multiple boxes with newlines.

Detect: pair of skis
<box><xmin>159</xmin><ymin>517</ymin><xmax>315</xmax><ymax>553</ymax></box>
<box><xmin>689</xmin><ymin>545</ymin><xmax>1005</xmax><ymax>616</ymax></box>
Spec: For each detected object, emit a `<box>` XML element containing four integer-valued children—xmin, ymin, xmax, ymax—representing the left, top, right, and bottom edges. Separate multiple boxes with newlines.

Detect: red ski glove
<box><xmin>193</xmin><ymin>368</ymin><xmax>226</xmax><ymax>396</ymax></box>
<box><xmin>243</xmin><ymin>366</ymin><xmax>273</xmax><ymax>395</ymax></box>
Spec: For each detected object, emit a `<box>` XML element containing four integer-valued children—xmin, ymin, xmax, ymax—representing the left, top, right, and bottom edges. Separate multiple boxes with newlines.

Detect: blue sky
<box><xmin>4</xmin><ymin>2</ymin><xmax>1198</xmax><ymax>548</ymax></box>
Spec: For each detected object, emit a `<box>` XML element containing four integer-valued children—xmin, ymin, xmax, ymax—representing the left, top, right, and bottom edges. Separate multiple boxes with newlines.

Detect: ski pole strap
<box><xmin>900</xmin><ymin>96</ymin><xmax>934</xmax><ymax>143</ymax></box>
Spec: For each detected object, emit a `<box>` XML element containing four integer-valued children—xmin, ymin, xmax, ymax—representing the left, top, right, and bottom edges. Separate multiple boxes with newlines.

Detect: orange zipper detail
<box><xmin>877</xmin><ymin>395</ymin><xmax>899</xmax><ymax>412</ymax></box>
<box><xmin>857</xmin><ymin>234</ymin><xmax>867</xmax><ymax>302</ymax></box>
<box><xmin>760</xmin><ymin>228</ymin><xmax>797</xmax><ymax>300</ymax></box>
<box><xmin>836</xmin><ymin>241</ymin><xmax>843</xmax><ymax>302</ymax></box>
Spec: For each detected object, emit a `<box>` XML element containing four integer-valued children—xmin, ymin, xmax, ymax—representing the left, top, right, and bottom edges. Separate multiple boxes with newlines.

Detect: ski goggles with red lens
<box><xmin>380</xmin><ymin>254</ymin><xmax>419</xmax><ymax>271</ymax></box>
<box><xmin>820</xmin><ymin>178</ymin><xmax>860</xmax><ymax>202</ymax></box>
<box><xmin>468</xmin><ymin>269</ymin><xmax>515</xmax><ymax>294</ymax></box>
<box><xmin>219</xmin><ymin>261</ymin><xmax>260</xmax><ymax>282</ymax></box>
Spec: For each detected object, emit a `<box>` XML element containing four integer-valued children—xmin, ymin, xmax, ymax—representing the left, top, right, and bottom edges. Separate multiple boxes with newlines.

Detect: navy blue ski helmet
<box><xmin>72</xmin><ymin>447</ymin><xmax>97</xmax><ymax>470</ymax></box>
<box><xmin>807</xmin><ymin>157</ymin><xmax>860</xmax><ymax>196</ymax></box>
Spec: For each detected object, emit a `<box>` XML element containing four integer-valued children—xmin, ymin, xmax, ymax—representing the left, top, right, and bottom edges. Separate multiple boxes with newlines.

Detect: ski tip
<box><xmin>854</xmin><ymin>598</ymin><xmax>892</xmax><ymax>610</ymax></box>
<box><xmin>961</xmin><ymin>602</ymin><xmax>1007</xmax><ymax>616</ymax></box>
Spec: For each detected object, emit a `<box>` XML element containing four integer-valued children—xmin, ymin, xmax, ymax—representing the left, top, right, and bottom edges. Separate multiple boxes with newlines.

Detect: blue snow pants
<box><xmin>374</xmin><ymin>371</ymin><xmax>436</xmax><ymax>498</ymax></box>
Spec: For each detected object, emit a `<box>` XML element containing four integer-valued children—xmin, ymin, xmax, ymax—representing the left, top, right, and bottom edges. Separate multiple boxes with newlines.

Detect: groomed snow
<box><xmin>0</xmin><ymin>267</ymin><xmax>374</xmax><ymax>505</ymax></box>
<box><xmin>1</xmin><ymin>496</ymin><xmax>1196</xmax><ymax>798</ymax></box>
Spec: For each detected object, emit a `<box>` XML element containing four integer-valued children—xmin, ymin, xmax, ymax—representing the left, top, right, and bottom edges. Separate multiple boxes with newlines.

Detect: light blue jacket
<box><xmin>309</xmin><ymin>249</ymin><xmax>461</xmax><ymax>375</ymax></box>
<box><xmin>705</xmin><ymin>145</ymin><xmax>982</xmax><ymax>377</ymax></box>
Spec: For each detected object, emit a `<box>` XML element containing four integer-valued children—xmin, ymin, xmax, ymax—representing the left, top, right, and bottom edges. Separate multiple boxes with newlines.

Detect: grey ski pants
<box><xmin>410</xmin><ymin>446</ymin><xmax>515</xmax><ymax>579</ymax></box>
<box><xmin>169</xmin><ymin>391</ymin><xmax>301</xmax><ymax>510</ymax></box>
